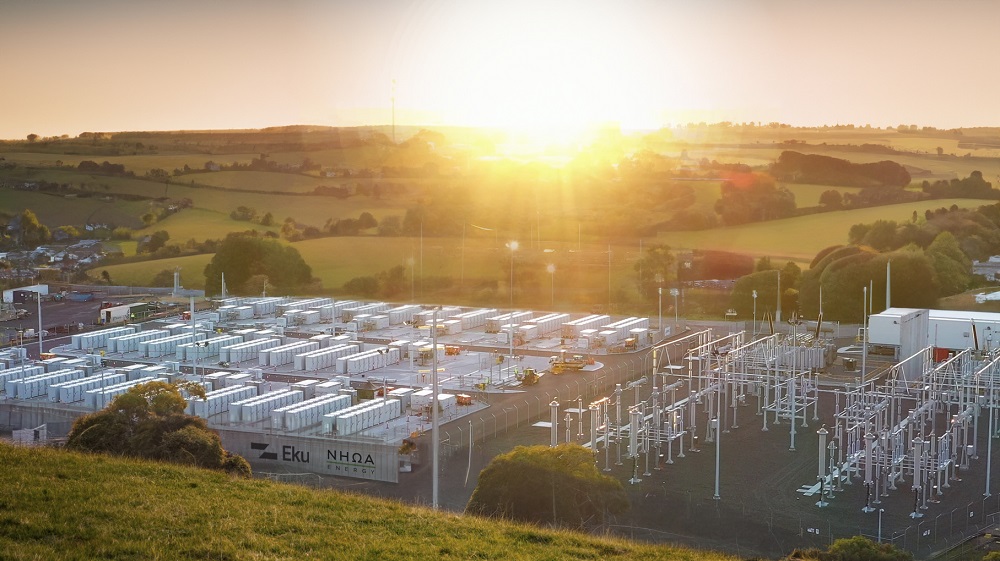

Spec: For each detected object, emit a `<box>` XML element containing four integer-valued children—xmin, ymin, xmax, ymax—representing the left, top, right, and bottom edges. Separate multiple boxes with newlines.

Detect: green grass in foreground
<box><xmin>0</xmin><ymin>443</ymin><xmax>734</xmax><ymax>561</ymax></box>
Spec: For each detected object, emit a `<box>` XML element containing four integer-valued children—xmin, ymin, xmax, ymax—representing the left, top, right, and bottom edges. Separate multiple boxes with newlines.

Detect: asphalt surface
<box><xmin>0</xmin><ymin>298</ymin><xmax>106</xmax><ymax>358</ymax></box>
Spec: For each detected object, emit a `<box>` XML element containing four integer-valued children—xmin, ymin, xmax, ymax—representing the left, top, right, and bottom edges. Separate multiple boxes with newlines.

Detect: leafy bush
<box><xmin>66</xmin><ymin>381</ymin><xmax>250</xmax><ymax>477</ymax></box>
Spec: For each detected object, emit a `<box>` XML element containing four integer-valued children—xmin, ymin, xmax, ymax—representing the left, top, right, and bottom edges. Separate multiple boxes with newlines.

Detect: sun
<box><xmin>390</xmin><ymin>1</ymin><xmax>683</xmax><ymax>141</ymax></box>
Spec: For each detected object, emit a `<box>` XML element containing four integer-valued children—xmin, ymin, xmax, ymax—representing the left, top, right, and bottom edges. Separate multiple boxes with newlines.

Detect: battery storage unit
<box><xmin>321</xmin><ymin>397</ymin><xmax>401</xmax><ymax>435</ymax></box>
<box><xmin>272</xmin><ymin>393</ymin><xmax>352</xmax><ymax>431</ymax></box>
<box><xmin>188</xmin><ymin>385</ymin><xmax>258</xmax><ymax>418</ymax></box>
<box><xmin>6</xmin><ymin>368</ymin><xmax>84</xmax><ymax>399</ymax></box>
<box><xmin>72</xmin><ymin>326</ymin><xmax>137</xmax><ymax>350</ymax></box>
<box><xmin>50</xmin><ymin>373</ymin><xmax>126</xmax><ymax>403</ymax></box>
<box><xmin>106</xmin><ymin>330</ymin><xmax>168</xmax><ymax>354</ymax></box>
<box><xmin>561</xmin><ymin>314</ymin><xmax>610</xmax><ymax>338</ymax></box>
<box><xmin>85</xmin><ymin>376</ymin><xmax>167</xmax><ymax>410</ymax></box>
<box><xmin>228</xmin><ymin>390</ymin><xmax>304</xmax><ymax>424</ymax></box>
<box><xmin>0</xmin><ymin>365</ymin><xmax>46</xmax><ymax>391</ymax></box>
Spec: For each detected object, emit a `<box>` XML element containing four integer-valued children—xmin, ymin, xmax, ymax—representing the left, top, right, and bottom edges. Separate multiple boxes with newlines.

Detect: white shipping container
<box><xmin>599</xmin><ymin>330</ymin><xmax>620</xmax><ymax>346</ymax></box>
<box><xmin>0</xmin><ymin>365</ymin><xmax>46</xmax><ymax>390</ymax></box>
<box><xmin>190</xmin><ymin>385</ymin><xmax>258</xmax><ymax>418</ymax></box>
<box><xmin>107</xmin><ymin>330</ymin><xmax>168</xmax><ymax>354</ymax></box>
<box><xmin>8</xmin><ymin>368</ymin><xmax>84</xmax><ymax>399</ymax></box>
<box><xmin>561</xmin><ymin>314</ymin><xmax>610</xmax><ymax>338</ymax></box>
<box><xmin>72</xmin><ymin>326</ymin><xmax>136</xmax><ymax>350</ymax></box>
<box><xmin>220</xmin><ymin>338</ymin><xmax>281</xmax><ymax>363</ymax></box>
<box><xmin>485</xmin><ymin>311</ymin><xmax>533</xmax><ymax>333</ymax></box>
<box><xmin>52</xmin><ymin>373</ymin><xmax>126</xmax><ymax>403</ymax></box>
<box><xmin>314</xmin><ymin>380</ymin><xmax>342</xmax><ymax>395</ymax></box>
<box><xmin>516</xmin><ymin>324</ymin><xmax>538</xmax><ymax>341</ymax></box>
<box><xmin>40</xmin><ymin>357</ymin><xmax>68</xmax><ymax>372</ymax></box>
<box><xmin>86</xmin><ymin>376</ymin><xmax>165</xmax><ymax>409</ymax></box>
<box><xmin>451</xmin><ymin>308</ymin><xmax>495</xmax><ymax>330</ymax></box>
<box><xmin>291</xmin><ymin>379</ymin><xmax>320</xmax><ymax>399</ymax></box>
<box><xmin>387</xmin><ymin>304</ymin><xmax>421</xmax><ymax>325</ymax></box>
<box><xmin>527</xmin><ymin>313</ymin><xmax>571</xmax><ymax>335</ymax></box>
<box><xmin>300</xmin><ymin>310</ymin><xmax>321</xmax><ymax>325</ymax></box>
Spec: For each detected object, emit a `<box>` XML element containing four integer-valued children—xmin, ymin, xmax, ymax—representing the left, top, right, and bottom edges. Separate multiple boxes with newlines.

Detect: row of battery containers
<box><xmin>342</xmin><ymin>302</ymin><xmax>389</xmax><ymax>322</ymax></box>
<box><xmin>1</xmin><ymin>357</ymin><xmax>98</xmax><ymax>397</ymax></box>
<box><xmin>228</xmin><ymin>389</ymin><xmax>304</xmax><ymax>424</ymax></box>
<box><xmin>281</xmin><ymin>310</ymin><xmax>322</xmax><ymax>326</ymax></box>
<box><xmin>217</xmin><ymin>296</ymin><xmax>289</xmax><ymax>317</ymax></box>
<box><xmin>217</xmin><ymin>305</ymin><xmax>255</xmax><ymax>321</ymax></box>
<box><xmin>339</xmin><ymin>346</ymin><xmax>401</xmax><ymax>375</ymax></box>
<box><xmin>201</xmin><ymin>371</ymin><xmax>262</xmax><ymax>391</ymax></box>
<box><xmin>219</xmin><ymin>338</ymin><xmax>282</xmax><ymax>363</ymax></box>
<box><xmin>139</xmin><ymin>332</ymin><xmax>211</xmax><ymax>358</ymax></box>
<box><xmin>34</xmin><ymin>356</ymin><xmax>96</xmax><ymax>375</ymax></box>
<box><xmin>187</xmin><ymin>384</ymin><xmax>258</xmax><ymax>418</ymax></box>
<box><xmin>449</xmin><ymin>308</ymin><xmax>496</xmax><ymax>330</ymax></box>
<box><xmin>321</xmin><ymin>397</ymin><xmax>402</xmax><ymax>435</ymax></box>
<box><xmin>71</xmin><ymin>326</ymin><xmax>136</xmax><ymax>350</ymax></box>
<box><xmin>259</xmin><ymin>340</ymin><xmax>321</xmax><ymax>367</ymax></box>
<box><xmin>271</xmin><ymin>393</ymin><xmax>354</xmax><ymax>431</ymax></box>
<box><xmin>294</xmin><ymin>343</ymin><xmax>360</xmax><ymax>371</ymax></box>
<box><xmin>277</xmin><ymin>297</ymin><xmax>334</xmax><ymax>316</ymax></box>
<box><xmin>0</xmin><ymin>347</ymin><xmax>28</xmax><ymax>365</ymax></box>
<box><xmin>497</xmin><ymin>314</ymin><xmax>569</xmax><ymax>343</ymax></box>
<box><xmin>601</xmin><ymin>317</ymin><xmax>650</xmax><ymax>340</ymax></box>
<box><xmin>175</xmin><ymin>335</ymin><xmax>244</xmax><ymax>361</ymax></box>
<box><xmin>291</xmin><ymin>300</ymin><xmax>359</xmax><ymax>323</ymax></box>
<box><xmin>410</xmin><ymin>390</ymin><xmax>458</xmax><ymax>415</ymax></box>
<box><xmin>83</xmin><ymin>376</ymin><xmax>167</xmax><ymax>409</ymax></box>
<box><xmin>485</xmin><ymin>311</ymin><xmax>534</xmax><ymax>333</ymax></box>
<box><xmin>4</xmin><ymin>368</ymin><xmax>83</xmax><ymax>399</ymax></box>
<box><xmin>229</xmin><ymin>328</ymin><xmax>285</xmax><ymax>343</ymax></box>
<box><xmin>304</xmin><ymin>333</ymin><xmax>356</xmax><ymax>349</ymax></box>
<box><xmin>525</xmin><ymin>313</ymin><xmax>571</xmax><ymax>336</ymax></box>
<box><xmin>560</xmin><ymin>314</ymin><xmax>611</xmax><ymax>339</ymax></box>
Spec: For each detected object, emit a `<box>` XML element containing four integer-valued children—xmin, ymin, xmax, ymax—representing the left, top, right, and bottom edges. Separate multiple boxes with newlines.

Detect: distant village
<box><xmin>0</xmin><ymin>238</ymin><xmax>115</xmax><ymax>282</ymax></box>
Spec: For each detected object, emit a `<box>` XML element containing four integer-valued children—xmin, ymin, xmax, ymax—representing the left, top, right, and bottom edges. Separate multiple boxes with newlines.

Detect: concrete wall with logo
<box><xmin>217</xmin><ymin>428</ymin><xmax>399</xmax><ymax>483</ymax></box>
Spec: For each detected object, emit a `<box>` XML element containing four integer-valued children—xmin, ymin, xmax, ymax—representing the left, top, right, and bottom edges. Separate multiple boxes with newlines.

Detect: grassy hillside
<box><xmin>96</xmin><ymin>197</ymin><xmax>996</xmax><ymax>295</ymax></box>
<box><xmin>659</xmin><ymin>198</ymin><xmax>997</xmax><ymax>262</ymax></box>
<box><xmin>0</xmin><ymin>443</ymin><xmax>734</xmax><ymax>561</ymax></box>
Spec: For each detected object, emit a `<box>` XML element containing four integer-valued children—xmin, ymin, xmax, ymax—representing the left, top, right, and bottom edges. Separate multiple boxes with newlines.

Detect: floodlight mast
<box><xmin>431</xmin><ymin>308</ymin><xmax>440</xmax><ymax>509</ymax></box>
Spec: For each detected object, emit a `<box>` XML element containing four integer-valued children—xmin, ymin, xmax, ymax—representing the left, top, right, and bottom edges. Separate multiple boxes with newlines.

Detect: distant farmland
<box><xmin>657</xmin><ymin>198</ymin><xmax>997</xmax><ymax>262</ymax></box>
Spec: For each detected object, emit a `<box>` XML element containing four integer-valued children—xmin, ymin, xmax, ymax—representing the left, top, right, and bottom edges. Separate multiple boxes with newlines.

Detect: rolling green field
<box><xmin>183</xmin><ymin>170</ymin><xmax>340</xmax><ymax>193</ymax></box>
<box><xmin>0</xmin><ymin>443</ymin><xmax>734</xmax><ymax>561</ymax></box>
<box><xmin>136</xmin><ymin>208</ymin><xmax>279</xmax><ymax>242</ymax></box>
<box><xmin>94</xmin><ymin>253</ymin><xmax>214</xmax><ymax>289</ymax></box>
<box><xmin>6</xmin><ymin>126</ymin><xmax>1000</xmax><ymax>307</ymax></box>
<box><xmin>0</xmin><ymin>190</ymin><xmax>149</xmax><ymax>229</ymax></box>
<box><xmin>0</xmin><ymin>152</ymin><xmax>259</xmax><ymax>175</ymax></box>
<box><xmin>657</xmin><ymin>198</ymin><xmax>997</xmax><ymax>262</ymax></box>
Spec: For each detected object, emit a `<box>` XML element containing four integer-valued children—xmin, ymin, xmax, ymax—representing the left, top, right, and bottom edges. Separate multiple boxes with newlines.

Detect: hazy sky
<box><xmin>2</xmin><ymin>0</ymin><xmax>998</xmax><ymax>140</ymax></box>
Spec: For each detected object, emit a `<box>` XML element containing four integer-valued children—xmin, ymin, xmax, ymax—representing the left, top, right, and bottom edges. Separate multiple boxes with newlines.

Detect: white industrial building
<box><xmin>870</xmin><ymin>307</ymin><xmax>1000</xmax><ymax>356</ymax></box>
<box><xmin>2</xmin><ymin>284</ymin><xmax>48</xmax><ymax>303</ymax></box>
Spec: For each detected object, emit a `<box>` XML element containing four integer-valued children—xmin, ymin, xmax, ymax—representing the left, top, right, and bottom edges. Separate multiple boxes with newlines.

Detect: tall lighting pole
<box><xmin>752</xmin><ymin>290</ymin><xmax>758</xmax><ymax>337</ymax></box>
<box><xmin>36</xmin><ymin>292</ymin><xmax>43</xmax><ymax>357</ymax></box>
<box><xmin>432</xmin><ymin>308</ymin><xmax>440</xmax><ymax>509</ymax></box>
<box><xmin>670</xmin><ymin>288</ymin><xmax>679</xmax><ymax>328</ymax></box>
<box><xmin>658</xmin><ymin>287</ymin><xmax>662</xmax><ymax>338</ymax></box>
<box><xmin>507</xmin><ymin>241</ymin><xmax>518</xmax><ymax>309</ymax></box>
<box><xmin>546</xmin><ymin>264</ymin><xmax>555</xmax><ymax>308</ymax></box>
<box><xmin>775</xmin><ymin>269</ymin><xmax>782</xmax><ymax>324</ymax></box>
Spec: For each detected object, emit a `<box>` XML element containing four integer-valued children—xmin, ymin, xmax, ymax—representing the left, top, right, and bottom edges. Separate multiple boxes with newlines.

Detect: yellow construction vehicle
<box><xmin>549</xmin><ymin>350</ymin><xmax>589</xmax><ymax>374</ymax></box>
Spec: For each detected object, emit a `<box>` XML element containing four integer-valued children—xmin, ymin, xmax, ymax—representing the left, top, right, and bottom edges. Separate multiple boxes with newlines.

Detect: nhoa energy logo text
<box><xmin>326</xmin><ymin>449</ymin><xmax>377</xmax><ymax>475</ymax></box>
